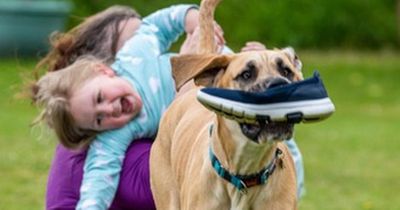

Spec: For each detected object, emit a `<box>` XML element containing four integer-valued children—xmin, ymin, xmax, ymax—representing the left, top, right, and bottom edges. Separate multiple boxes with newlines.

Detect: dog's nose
<box><xmin>268</xmin><ymin>77</ymin><xmax>290</xmax><ymax>89</ymax></box>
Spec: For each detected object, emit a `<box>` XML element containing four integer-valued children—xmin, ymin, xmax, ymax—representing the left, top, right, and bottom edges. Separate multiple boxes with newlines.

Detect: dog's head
<box><xmin>172</xmin><ymin>47</ymin><xmax>303</xmax><ymax>144</ymax></box>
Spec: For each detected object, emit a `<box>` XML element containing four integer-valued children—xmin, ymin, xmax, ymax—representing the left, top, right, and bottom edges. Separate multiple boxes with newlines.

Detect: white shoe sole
<box><xmin>197</xmin><ymin>90</ymin><xmax>335</xmax><ymax>123</ymax></box>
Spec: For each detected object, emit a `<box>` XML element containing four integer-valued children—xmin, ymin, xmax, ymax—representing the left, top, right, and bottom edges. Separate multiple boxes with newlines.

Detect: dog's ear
<box><xmin>282</xmin><ymin>47</ymin><xmax>302</xmax><ymax>71</ymax></box>
<box><xmin>171</xmin><ymin>54</ymin><xmax>232</xmax><ymax>90</ymax></box>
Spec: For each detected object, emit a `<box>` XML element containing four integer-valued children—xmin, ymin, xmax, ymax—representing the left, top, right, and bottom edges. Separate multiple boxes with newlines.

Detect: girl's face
<box><xmin>70</xmin><ymin>64</ymin><xmax>142</xmax><ymax>131</ymax></box>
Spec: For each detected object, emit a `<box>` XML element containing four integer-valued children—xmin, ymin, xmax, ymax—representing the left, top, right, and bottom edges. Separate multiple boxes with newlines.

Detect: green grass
<box><xmin>0</xmin><ymin>59</ymin><xmax>56</xmax><ymax>210</ymax></box>
<box><xmin>297</xmin><ymin>51</ymin><xmax>400</xmax><ymax>210</ymax></box>
<box><xmin>0</xmin><ymin>51</ymin><xmax>399</xmax><ymax>209</ymax></box>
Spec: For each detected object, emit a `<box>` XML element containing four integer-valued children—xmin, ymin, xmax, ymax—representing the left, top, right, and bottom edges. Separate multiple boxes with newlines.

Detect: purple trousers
<box><xmin>46</xmin><ymin>139</ymin><xmax>156</xmax><ymax>210</ymax></box>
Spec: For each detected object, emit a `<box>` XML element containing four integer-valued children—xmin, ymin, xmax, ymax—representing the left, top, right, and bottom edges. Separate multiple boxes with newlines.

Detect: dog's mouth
<box><xmin>240</xmin><ymin>120</ymin><xmax>294</xmax><ymax>144</ymax></box>
<box><xmin>240</xmin><ymin>77</ymin><xmax>293</xmax><ymax>143</ymax></box>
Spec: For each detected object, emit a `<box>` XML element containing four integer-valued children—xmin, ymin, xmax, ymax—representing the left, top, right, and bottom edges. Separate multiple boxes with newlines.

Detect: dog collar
<box><xmin>208</xmin><ymin>125</ymin><xmax>283</xmax><ymax>194</ymax></box>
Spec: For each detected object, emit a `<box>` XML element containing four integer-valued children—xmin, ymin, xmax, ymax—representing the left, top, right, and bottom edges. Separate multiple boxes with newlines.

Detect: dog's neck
<box><xmin>210</xmin><ymin>117</ymin><xmax>279</xmax><ymax>176</ymax></box>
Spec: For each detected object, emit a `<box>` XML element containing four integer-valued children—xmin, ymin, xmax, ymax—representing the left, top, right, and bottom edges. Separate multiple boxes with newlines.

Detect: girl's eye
<box><xmin>97</xmin><ymin>91</ymin><xmax>103</xmax><ymax>104</ymax></box>
<box><xmin>96</xmin><ymin>114</ymin><xmax>103</xmax><ymax>126</ymax></box>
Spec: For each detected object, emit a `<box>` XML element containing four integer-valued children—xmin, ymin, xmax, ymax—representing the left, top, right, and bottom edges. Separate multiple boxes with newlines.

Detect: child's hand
<box><xmin>213</xmin><ymin>22</ymin><xmax>225</xmax><ymax>53</ymax></box>
<box><xmin>179</xmin><ymin>27</ymin><xmax>199</xmax><ymax>54</ymax></box>
<box><xmin>241</xmin><ymin>41</ymin><xmax>267</xmax><ymax>52</ymax></box>
<box><xmin>180</xmin><ymin>24</ymin><xmax>225</xmax><ymax>54</ymax></box>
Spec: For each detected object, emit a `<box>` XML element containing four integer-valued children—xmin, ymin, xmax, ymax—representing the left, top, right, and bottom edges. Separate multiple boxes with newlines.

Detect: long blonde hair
<box><xmin>33</xmin><ymin>57</ymin><xmax>104</xmax><ymax>149</ymax></box>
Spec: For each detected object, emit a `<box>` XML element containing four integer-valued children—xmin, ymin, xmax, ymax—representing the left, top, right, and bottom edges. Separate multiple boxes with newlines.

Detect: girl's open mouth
<box><xmin>121</xmin><ymin>97</ymin><xmax>133</xmax><ymax>114</ymax></box>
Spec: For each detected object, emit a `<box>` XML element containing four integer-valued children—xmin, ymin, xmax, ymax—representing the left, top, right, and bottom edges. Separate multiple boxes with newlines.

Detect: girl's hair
<box><xmin>35</xmin><ymin>5</ymin><xmax>140</xmax><ymax>75</ymax></box>
<box><xmin>33</xmin><ymin>56</ymin><xmax>104</xmax><ymax>149</ymax></box>
<box><xmin>29</xmin><ymin>5</ymin><xmax>140</xmax><ymax>149</ymax></box>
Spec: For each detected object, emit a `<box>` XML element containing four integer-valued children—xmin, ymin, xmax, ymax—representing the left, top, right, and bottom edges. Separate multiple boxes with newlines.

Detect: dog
<box><xmin>150</xmin><ymin>0</ymin><xmax>303</xmax><ymax>209</ymax></box>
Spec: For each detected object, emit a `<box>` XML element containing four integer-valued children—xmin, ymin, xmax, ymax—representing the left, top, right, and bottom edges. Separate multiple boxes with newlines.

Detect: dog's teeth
<box><xmin>262</xmin><ymin>82</ymin><xmax>268</xmax><ymax>90</ymax></box>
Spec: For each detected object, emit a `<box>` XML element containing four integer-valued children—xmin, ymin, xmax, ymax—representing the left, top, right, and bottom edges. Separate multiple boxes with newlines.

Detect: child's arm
<box><xmin>76</xmin><ymin>126</ymin><xmax>138</xmax><ymax>209</ymax></box>
<box><xmin>141</xmin><ymin>4</ymin><xmax>199</xmax><ymax>53</ymax></box>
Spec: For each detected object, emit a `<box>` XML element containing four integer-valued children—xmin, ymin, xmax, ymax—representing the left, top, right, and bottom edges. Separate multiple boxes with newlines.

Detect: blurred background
<box><xmin>0</xmin><ymin>0</ymin><xmax>399</xmax><ymax>209</ymax></box>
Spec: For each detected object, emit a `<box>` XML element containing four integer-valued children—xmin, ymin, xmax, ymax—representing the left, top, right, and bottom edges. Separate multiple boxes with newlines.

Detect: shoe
<box><xmin>197</xmin><ymin>71</ymin><xmax>335</xmax><ymax>123</ymax></box>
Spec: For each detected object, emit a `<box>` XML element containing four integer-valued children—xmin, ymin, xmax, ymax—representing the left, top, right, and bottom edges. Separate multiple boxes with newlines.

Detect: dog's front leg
<box><xmin>150</xmin><ymin>138</ymin><xmax>180</xmax><ymax>209</ymax></box>
<box><xmin>180</xmin><ymin>164</ymin><xmax>231</xmax><ymax>210</ymax></box>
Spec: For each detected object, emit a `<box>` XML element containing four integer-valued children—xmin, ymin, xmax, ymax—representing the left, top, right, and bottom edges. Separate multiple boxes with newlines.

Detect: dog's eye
<box><xmin>282</xmin><ymin>67</ymin><xmax>292</xmax><ymax>77</ymax></box>
<box><xmin>236</xmin><ymin>61</ymin><xmax>257</xmax><ymax>81</ymax></box>
<box><xmin>276</xmin><ymin>58</ymin><xmax>293</xmax><ymax>79</ymax></box>
<box><xmin>240</xmin><ymin>70</ymin><xmax>252</xmax><ymax>80</ymax></box>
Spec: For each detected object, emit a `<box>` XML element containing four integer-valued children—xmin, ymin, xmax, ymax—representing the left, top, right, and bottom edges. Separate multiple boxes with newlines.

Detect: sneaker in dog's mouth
<box><xmin>240</xmin><ymin>120</ymin><xmax>294</xmax><ymax>144</ymax></box>
<box><xmin>239</xmin><ymin>77</ymin><xmax>294</xmax><ymax>143</ymax></box>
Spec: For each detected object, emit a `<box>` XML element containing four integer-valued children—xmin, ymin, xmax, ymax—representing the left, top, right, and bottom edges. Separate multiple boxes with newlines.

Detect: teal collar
<box><xmin>208</xmin><ymin>124</ymin><xmax>283</xmax><ymax>194</ymax></box>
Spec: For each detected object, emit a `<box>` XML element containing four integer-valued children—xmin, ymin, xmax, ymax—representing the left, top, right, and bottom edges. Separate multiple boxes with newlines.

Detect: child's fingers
<box><xmin>214</xmin><ymin>25</ymin><xmax>226</xmax><ymax>53</ymax></box>
<box><xmin>183</xmin><ymin>24</ymin><xmax>225</xmax><ymax>54</ymax></box>
<box><xmin>245</xmin><ymin>42</ymin><xmax>266</xmax><ymax>50</ymax></box>
<box><xmin>245</xmin><ymin>41</ymin><xmax>266</xmax><ymax>48</ymax></box>
<box><xmin>241</xmin><ymin>41</ymin><xmax>267</xmax><ymax>52</ymax></box>
<box><xmin>213</xmin><ymin>22</ymin><xmax>225</xmax><ymax>45</ymax></box>
<box><xmin>191</xmin><ymin>26</ymin><xmax>201</xmax><ymax>41</ymax></box>
<box><xmin>180</xmin><ymin>28</ymin><xmax>201</xmax><ymax>54</ymax></box>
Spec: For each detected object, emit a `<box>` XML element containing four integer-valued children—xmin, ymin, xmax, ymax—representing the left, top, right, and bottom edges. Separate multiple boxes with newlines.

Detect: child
<box><xmin>34</xmin><ymin>4</ymin><xmax>223</xmax><ymax>209</ymax></box>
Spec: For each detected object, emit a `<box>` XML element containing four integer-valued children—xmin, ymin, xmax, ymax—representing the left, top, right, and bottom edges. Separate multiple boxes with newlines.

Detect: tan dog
<box><xmin>150</xmin><ymin>0</ymin><xmax>303</xmax><ymax>209</ymax></box>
